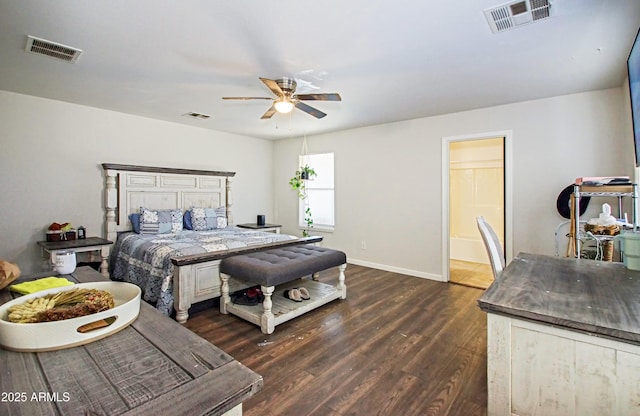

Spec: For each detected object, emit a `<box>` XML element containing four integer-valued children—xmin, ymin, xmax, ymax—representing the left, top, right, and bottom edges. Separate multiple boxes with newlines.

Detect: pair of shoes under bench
<box><xmin>283</xmin><ymin>287</ymin><xmax>310</xmax><ymax>302</ymax></box>
<box><xmin>231</xmin><ymin>286</ymin><xmax>264</xmax><ymax>305</ymax></box>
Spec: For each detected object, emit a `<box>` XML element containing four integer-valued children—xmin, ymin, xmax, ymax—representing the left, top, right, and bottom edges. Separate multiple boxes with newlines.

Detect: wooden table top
<box><xmin>37</xmin><ymin>237</ymin><xmax>113</xmax><ymax>251</ymax></box>
<box><xmin>0</xmin><ymin>267</ymin><xmax>262</xmax><ymax>416</ymax></box>
<box><xmin>478</xmin><ymin>252</ymin><xmax>640</xmax><ymax>345</ymax></box>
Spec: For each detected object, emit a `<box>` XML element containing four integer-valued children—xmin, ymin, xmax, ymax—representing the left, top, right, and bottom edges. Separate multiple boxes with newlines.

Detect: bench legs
<box><xmin>337</xmin><ymin>263</ymin><xmax>347</xmax><ymax>299</ymax></box>
<box><xmin>220</xmin><ymin>273</ymin><xmax>231</xmax><ymax>314</ymax></box>
<box><xmin>260</xmin><ymin>285</ymin><xmax>275</xmax><ymax>334</ymax></box>
<box><xmin>220</xmin><ymin>274</ymin><xmax>275</xmax><ymax>334</ymax></box>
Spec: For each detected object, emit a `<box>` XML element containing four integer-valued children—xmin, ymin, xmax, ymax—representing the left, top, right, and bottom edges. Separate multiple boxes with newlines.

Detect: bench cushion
<box><xmin>220</xmin><ymin>245</ymin><xmax>347</xmax><ymax>287</ymax></box>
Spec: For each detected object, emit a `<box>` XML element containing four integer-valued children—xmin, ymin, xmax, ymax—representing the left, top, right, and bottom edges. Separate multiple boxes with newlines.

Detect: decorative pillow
<box><xmin>139</xmin><ymin>207</ymin><xmax>183</xmax><ymax>234</ymax></box>
<box><xmin>129</xmin><ymin>213</ymin><xmax>141</xmax><ymax>234</ymax></box>
<box><xmin>187</xmin><ymin>206</ymin><xmax>227</xmax><ymax>231</ymax></box>
<box><xmin>215</xmin><ymin>206</ymin><xmax>227</xmax><ymax>228</ymax></box>
<box><xmin>183</xmin><ymin>210</ymin><xmax>193</xmax><ymax>230</ymax></box>
<box><xmin>190</xmin><ymin>207</ymin><xmax>219</xmax><ymax>231</ymax></box>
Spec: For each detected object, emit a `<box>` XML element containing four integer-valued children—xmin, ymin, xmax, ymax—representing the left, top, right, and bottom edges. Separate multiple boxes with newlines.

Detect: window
<box><xmin>299</xmin><ymin>153</ymin><xmax>334</xmax><ymax>232</ymax></box>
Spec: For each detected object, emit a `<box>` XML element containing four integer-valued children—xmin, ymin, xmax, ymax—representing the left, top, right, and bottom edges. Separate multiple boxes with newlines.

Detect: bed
<box><xmin>102</xmin><ymin>163</ymin><xmax>319</xmax><ymax>323</ymax></box>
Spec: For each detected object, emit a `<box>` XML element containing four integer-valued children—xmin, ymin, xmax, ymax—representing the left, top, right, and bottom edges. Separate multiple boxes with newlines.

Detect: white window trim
<box><xmin>297</xmin><ymin>152</ymin><xmax>335</xmax><ymax>233</ymax></box>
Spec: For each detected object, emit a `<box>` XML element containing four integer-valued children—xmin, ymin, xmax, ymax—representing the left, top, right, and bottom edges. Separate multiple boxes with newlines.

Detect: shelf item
<box><xmin>575</xmin><ymin>185</ymin><xmax>636</xmax><ymax>197</ymax></box>
<box><xmin>571</xmin><ymin>184</ymin><xmax>638</xmax><ymax>259</ymax></box>
<box><xmin>575</xmin><ymin>176</ymin><xmax>631</xmax><ymax>186</ymax></box>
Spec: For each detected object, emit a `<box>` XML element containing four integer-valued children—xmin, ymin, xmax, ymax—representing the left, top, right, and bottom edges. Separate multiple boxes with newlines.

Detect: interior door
<box><xmin>447</xmin><ymin>137</ymin><xmax>505</xmax><ymax>288</ymax></box>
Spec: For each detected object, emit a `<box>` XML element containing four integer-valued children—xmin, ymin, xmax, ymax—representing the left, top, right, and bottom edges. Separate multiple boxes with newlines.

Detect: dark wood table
<box><xmin>477</xmin><ymin>252</ymin><xmax>640</xmax><ymax>415</ymax></box>
<box><xmin>236</xmin><ymin>223</ymin><xmax>282</xmax><ymax>233</ymax></box>
<box><xmin>0</xmin><ymin>267</ymin><xmax>262</xmax><ymax>416</ymax></box>
<box><xmin>478</xmin><ymin>252</ymin><xmax>640</xmax><ymax>343</ymax></box>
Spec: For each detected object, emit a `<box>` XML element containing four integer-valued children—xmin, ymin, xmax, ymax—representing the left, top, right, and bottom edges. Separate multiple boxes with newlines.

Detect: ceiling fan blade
<box><xmin>295</xmin><ymin>93</ymin><xmax>342</xmax><ymax>101</ymax></box>
<box><xmin>261</xmin><ymin>103</ymin><xmax>277</xmax><ymax>119</ymax></box>
<box><xmin>295</xmin><ymin>101</ymin><xmax>327</xmax><ymax>119</ymax></box>
<box><xmin>222</xmin><ymin>97</ymin><xmax>272</xmax><ymax>100</ymax></box>
<box><xmin>259</xmin><ymin>77</ymin><xmax>284</xmax><ymax>97</ymax></box>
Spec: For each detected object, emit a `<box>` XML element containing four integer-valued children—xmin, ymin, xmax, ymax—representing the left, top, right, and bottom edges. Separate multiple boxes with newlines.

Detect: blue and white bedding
<box><xmin>110</xmin><ymin>227</ymin><xmax>297</xmax><ymax>315</ymax></box>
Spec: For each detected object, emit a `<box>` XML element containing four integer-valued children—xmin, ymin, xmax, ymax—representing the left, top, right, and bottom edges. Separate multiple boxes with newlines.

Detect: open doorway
<box><xmin>441</xmin><ymin>131</ymin><xmax>512</xmax><ymax>289</ymax></box>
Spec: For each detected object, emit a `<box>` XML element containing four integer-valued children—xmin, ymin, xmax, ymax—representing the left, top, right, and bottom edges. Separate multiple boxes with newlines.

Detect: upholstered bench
<box><xmin>219</xmin><ymin>245</ymin><xmax>347</xmax><ymax>334</ymax></box>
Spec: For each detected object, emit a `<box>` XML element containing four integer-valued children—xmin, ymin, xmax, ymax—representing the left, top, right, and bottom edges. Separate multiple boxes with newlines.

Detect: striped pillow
<box><xmin>139</xmin><ymin>207</ymin><xmax>183</xmax><ymax>234</ymax></box>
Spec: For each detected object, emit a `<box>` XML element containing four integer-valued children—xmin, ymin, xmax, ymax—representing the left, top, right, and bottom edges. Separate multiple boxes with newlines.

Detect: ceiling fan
<box><xmin>222</xmin><ymin>77</ymin><xmax>341</xmax><ymax>119</ymax></box>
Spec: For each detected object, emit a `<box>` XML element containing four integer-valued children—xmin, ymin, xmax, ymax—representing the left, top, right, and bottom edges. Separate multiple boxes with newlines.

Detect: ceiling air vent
<box><xmin>183</xmin><ymin>112</ymin><xmax>211</xmax><ymax>120</ymax></box>
<box><xmin>25</xmin><ymin>35</ymin><xmax>82</xmax><ymax>63</ymax></box>
<box><xmin>484</xmin><ymin>0</ymin><xmax>553</xmax><ymax>34</ymax></box>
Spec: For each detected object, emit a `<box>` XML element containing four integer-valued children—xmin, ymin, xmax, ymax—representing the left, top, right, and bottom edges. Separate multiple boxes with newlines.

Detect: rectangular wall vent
<box><xmin>484</xmin><ymin>0</ymin><xmax>552</xmax><ymax>34</ymax></box>
<box><xmin>25</xmin><ymin>35</ymin><xmax>82</xmax><ymax>63</ymax></box>
<box><xmin>183</xmin><ymin>112</ymin><xmax>211</xmax><ymax>120</ymax></box>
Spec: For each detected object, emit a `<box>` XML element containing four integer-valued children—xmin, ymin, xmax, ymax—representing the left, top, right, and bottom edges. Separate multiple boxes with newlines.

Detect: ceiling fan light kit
<box><xmin>222</xmin><ymin>77</ymin><xmax>341</xmax><ymax>119</ymax></box>
<box><xmin>274</xmin><ymin>98</ymin><xmax>294</xmax><ymax>114</ymax></box>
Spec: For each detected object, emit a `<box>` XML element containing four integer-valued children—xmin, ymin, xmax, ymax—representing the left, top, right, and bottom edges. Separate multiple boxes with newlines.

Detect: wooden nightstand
<box><xmin>236</xmin><ymin>223</ymin><xmax>282</xmax><ymax>233</ymax></box>
<box><xmin>37</xmin><ymin>237</ymin><xmax>113</xmax><ymax>277</ymax></box>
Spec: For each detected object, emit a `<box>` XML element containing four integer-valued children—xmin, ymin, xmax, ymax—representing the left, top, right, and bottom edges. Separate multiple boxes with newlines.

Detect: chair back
<box><xmin>476</xmin><ymin>216</ymin><xmax>506</xmax><ymax>279</ymax></box>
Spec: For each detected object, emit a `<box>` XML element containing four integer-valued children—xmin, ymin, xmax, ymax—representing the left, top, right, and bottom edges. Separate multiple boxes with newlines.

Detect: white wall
<box><xmin>2</xmin><ymin>87</ymin><xmax>633</xmax><ymax>279</ymax></box>
<box><xmin>0</xmin><ymin>91</ymin><xmax>274</xmax><ymax>274</ymax></box>
<box><xmin>274</xmin><ymin>87</ymin><xmax>634</xmax><ymax>280</ymax></box>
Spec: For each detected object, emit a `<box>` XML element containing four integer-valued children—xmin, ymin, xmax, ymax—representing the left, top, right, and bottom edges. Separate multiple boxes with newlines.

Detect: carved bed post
<box><xmin>104</xmin><ymin>169</ymin><xmax>118</xmax><ymax>244</ymax></box>
<box><xmin>226</xmin><ymin>176</ymin><xmax>234</xmax><ymax>226</ymax></box>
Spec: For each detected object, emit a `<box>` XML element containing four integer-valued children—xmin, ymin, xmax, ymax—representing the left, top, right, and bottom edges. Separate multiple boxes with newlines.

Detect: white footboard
<box><xmin>173</xmin><ymin>260</ymin><xmax>251</xmax><ymax>323</ymax></box>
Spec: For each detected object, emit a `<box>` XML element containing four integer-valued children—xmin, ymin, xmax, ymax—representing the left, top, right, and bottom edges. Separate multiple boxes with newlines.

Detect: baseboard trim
<box><xmin>347</xmin><ymin>258</ymin><xmax>444</xmax><ymax>282</ymax></box>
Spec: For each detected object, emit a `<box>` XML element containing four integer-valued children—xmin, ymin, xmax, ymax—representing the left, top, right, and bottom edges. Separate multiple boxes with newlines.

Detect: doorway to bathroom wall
<box><xmin>441</xmin><ymin>131</ymin><xmax>512</xmax><ymax>289</ymax></box>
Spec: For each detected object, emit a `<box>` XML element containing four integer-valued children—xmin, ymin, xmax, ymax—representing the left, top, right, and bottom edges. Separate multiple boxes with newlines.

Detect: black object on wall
<box><xmin>556</xmin><ymin>185</ymin><xmax>590</xmax><ymax>219</ymax></box>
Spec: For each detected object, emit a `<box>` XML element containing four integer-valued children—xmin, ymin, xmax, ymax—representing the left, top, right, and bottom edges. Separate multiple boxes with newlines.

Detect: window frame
<box><xmin>298</xmin><ymin>152</ymin><xmax>335</xmax><ymax>233</ymax></box>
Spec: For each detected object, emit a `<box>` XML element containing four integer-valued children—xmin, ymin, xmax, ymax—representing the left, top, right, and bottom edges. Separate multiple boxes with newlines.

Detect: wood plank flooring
<box><xmin>449</xmin><ymin>259</ymin><xmax>494</xmax><ymax>290</ymax></box>
<box><xmin>184</xmin><ymin>264</ymin><xmax>488</xmax><ymax>416</ymax></box>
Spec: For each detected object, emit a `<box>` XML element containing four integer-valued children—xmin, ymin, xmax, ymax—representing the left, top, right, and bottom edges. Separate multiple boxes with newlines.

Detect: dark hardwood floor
<box><xmin>184</xmin><ymin>264</ymin><xmax>488</xmax><ymax>416</ymax></box>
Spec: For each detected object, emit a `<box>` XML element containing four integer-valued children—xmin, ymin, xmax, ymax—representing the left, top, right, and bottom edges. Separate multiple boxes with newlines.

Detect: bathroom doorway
<box><xmin>442</xmin><ymin>132</ymin><xmax>512</xmax><ymax>289</ymax></box>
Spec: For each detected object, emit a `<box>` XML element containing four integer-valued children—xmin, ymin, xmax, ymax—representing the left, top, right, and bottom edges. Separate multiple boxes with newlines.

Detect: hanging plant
<box><xmin>288</xmin><ymin>165</ymin><xmax>317</xmax><ymax>199</ymax></box>
<box><xmin>300</xmin><ymin>165</ymin><xmax>317</xmax><ymax>181</ymax></box>
<box><xmin>302</xmin><ymin>207</ymin><xmax>314</xmax><ymax>237</ymax></box>
<box><xmin>289</xmin><ymin>170</ymin><xmax>306</xmax><ymax>199</ymax></box>
<box><xmin>289</xmin><ymin>165</ymin><xmax>317</xmax><ymax>236</ymax></box>
<box><xmin>289</xmin><ymin>136</ymin><xmax>317</xmax><ymax>237</ymax></box>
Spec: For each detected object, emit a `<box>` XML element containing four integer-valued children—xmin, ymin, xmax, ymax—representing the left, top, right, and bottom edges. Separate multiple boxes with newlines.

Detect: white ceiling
<box><xmin>0</xmin><ymin>0</ymin><xmax>639</xmax><ymax>140</ymax></box>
